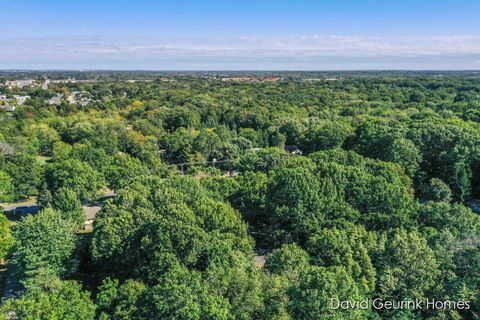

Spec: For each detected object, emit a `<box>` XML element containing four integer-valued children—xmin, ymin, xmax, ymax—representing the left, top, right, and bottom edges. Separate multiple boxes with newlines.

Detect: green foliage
<box><xmin>0</xmin><ymin>170</ymin><xmax>14</xmax><ymax>202</ymax></box>
<box><xmin>3</xmin><ymin>74</ymin><xmax>480</xmax><ymax>319</ymax></box>
<box><xmin>106</xmin><ymin>153</ymin><xmax>149</xmax><ymax>190</ymax></box>
<box><xmin>3</xmin><ymin>153</ymin><xmax>43</xmax><ymax>200</ymax></box>
<box><xmin>288</xmin><ymin>266</ymin><xmax>371</xmax><ymax>320</ymax></box>
<box><xmin>91</xmin><ymin>176</ymin><xmax>262</xmax><ymax>318</ymax></box>
<box><xmin>237</xmin><ymin>148</ymin><xmax>287</xmax><ymax>173</ymax></box>
<box><xmin>51</xmin><ymin>187</ymin><xmax>85</xmax><ymax>226</ymax></box>
<box><xmin>300</xmin><ymin>121</ymin><xmax>353</xmax><ymax>153</ymax></box>
<box><xmin>1</xmin><ymin>280</ymin><xmax>96</xmax><ymax>320</ymax></box>
<box><xmin>235</xmin><ymin>149</ymin><xmax>417</xmax><ymax>248</ymax></box>
<box><xmin>377</xmin><ymin>230</ymin><xmax>440</xmax><ymax>300</ymax></box>
<box><xmin>163</xmin><ymin>108</ymin><xmax>201</xmax><ymax>132</ymax></box>
<box><xmin>37</xmin><ymin>181</ymin><xmax>53</xmax><ymax>209</ymax></box>
<box><xmin>307</xmin><ymin>227</ymin><xmax>376</xmax><ymax>293</ymax></box>
<box><xmin>266</xmin><ymin>166</ymin><xmax>325</xmax><ymax>245</ymax></box>
<box><xmin>422</xmin><ymin>178</ymin><xmax>452</xmax><ymax>202</ymax></box>
<box><xmin>418</xmin><ymin>201</ymin><xmax>480</xmax><ymax>236</ymax></box>
<box><xmin>384</xmin><ymin>138</ymin><xmax>422</xmax><ymax>177</ymax></box>
<box><xmin>265</xmin><ymin>243</ymin><xmax>310</xmax><ymax>279</ymax></box>
<box><xmin>230</xmin><ymin>171</ymin><xmax>268</xmax><ymax>227</ymax></box>
<box><xmin>199</xmin><ymin>176</ymin><xmax>239</xmax><ymax>201</ymax></box>
<box><xmin>45</xmin><ymin>158</ymin><xmax>104</xmax><ymax>200</ymax></box>
<box><xmin>97</xmin><ymin>278</ymin><xmax>147</xmax><ymax>320</ymax></box>
<box><xmin>13</xmin><ymin>208</ymin><xmax>78</xmax><ymax>280</ymax></box>
<box><xmin>139</xmin><ymin>267</ymin><xmax>233</xmax><ymax>320</ymax></box>
<box><xmin>0</xmin><ymin>213</ymin><xmax>14</xmax><ymax>260</ymax></box>
<box><xmin>26</xmin><ymin>123</ymin><xmax>60</xmax><ymax>156</ymax></box>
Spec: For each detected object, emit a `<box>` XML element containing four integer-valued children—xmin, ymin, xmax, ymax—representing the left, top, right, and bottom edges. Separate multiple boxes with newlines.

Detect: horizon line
<box><xmin>1</xmin><ymin>69</ymin><xmax>480</xmax><ymax>72</ymax></box>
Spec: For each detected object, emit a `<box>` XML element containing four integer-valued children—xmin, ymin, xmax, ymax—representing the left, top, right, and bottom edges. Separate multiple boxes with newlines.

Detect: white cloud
<box><xmin>1</xmin><ymin>35</ymin><xmax>480</xmax><ymax>69</ymax></box>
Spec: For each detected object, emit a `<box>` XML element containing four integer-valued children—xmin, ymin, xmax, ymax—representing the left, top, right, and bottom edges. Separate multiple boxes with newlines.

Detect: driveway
<box><xmin>0</xmin><ymin>200</ymin><xmax>39</xmax><ymax>215</ymax></box>
<box><xmin>1</xmin><ymin>190</ymin><xmax>115</xmax><ymax>218</ymax></box>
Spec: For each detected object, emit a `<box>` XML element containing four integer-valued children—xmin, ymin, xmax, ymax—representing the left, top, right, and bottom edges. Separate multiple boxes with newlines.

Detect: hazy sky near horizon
<box><xmin>1</xmin><ymin>0</ymin><xmax>480</xmax><ymax>70</ymax></box>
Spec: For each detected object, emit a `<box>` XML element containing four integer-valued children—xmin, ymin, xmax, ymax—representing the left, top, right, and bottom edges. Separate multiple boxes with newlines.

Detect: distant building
<box><xmin>221</xmin><ymin>77</ymin><xmax>283</xmax><ymax>82</ymax></box>
<box><xmin>66</xmin><ymin>91</ymin><xmax>91</xmax><ymax>107</ymax></box>
<box><xmin>263</xmin><ymin>77</ymin><xmax>283</xmax><ymax>82</ymax></box>
<box><xmin>6</xmin><ymin>79</ymin><xmax>36</xmax><ymax>89</ymax></box>
<box><xmin>0</xmin><ymin>104</ymin><xmax>16</xmax><ymax>112</ymax></box>
<box><xmin>83</xmin><ymin>205</ymin><xmax>102</xmax><ymax>231</ymax></box>
<box><xmin>41</xmin><ymin>79</ymin><xmax>50</xmax><ymax>90</ymax></box>
<box><xmin>50</xmin><ymin>78</ymin><xmax>77</xmax><ymax>84</ymax></box>
<box><xmin>13</xmin><ymin>95</ymin><xmax>30</xmax><ymax>105</ymax></box>
<box><xmin>0</xmin><ymin>93</ymin><xmax>18</xmax><ymax>112</ymax></box>
<box><xmin>47</xmin><ymin>94</ymin><xmax>63</xmax><ymax>105</ymax></box>
<box><xmin>284</xmin><ymin>145</ymin><xmax>303</xmax><ymax>155</ymax></box>
<box><xmin>67</xmin><ymin>93</ymin><xmax>77</xmax><ymax>104</ymax></box>
<box><xmin>222</xmin><ymin>77</ymin><xmax>257</xmax><ymax>82</ymax></box>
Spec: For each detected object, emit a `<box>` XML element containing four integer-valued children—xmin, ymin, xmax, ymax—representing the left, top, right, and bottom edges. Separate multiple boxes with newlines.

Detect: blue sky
<box><xmin>1</xmin><ymin>0</ymin><xmax>480</xmax><ymax>70</ymax></box>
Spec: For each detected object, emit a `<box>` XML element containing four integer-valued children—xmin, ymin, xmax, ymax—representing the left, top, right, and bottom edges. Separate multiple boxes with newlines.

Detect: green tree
<box><xmin>96</xmin><ymin>278</ymin><xmax>147</xmax><ymax>320</ymax></box>
<box><xmin>13</xmin><ymin>208</ymin><xmax>78</xmax><ymax>280</ymax></box>
<box><xmin>266</xmin><ymin>166</ymin><xmax>325</xmax><ymax>245</ymax></box>
<box><xmin>106</xmin><ymin>153</ymin><xmax>149</xmax><ymax>191</ymax></box>
<box><xmin>265</xmin><ymin>243</ymin><xmax>310</xmax><ymax>280</ymax></box>
<box><xmin>0</xmin><ymin>213</ymin><xmax>14</xmax><ymax>262</ymax></box>
<box><xmin>139</xmin><ymin>267</ymin><xmax>234</xmax><ymax>320</ymax></box>
<box><xmin>1</xmin><ymin>280</ymin><xmax>96</xmax><ymax>320</ymax></box>
<box><xmin>422</xmin><ymin>178</ymin><xmax>452</xmax><ymax>202</ymax></box>
<box><xmin>377</xmin><ymin>230</ymin><xmax>439</xmax><ymax>300</ymax></box>
<box><xmin>450</xmin><ymin>160</ymin><xmax>472</xmax><ymax>202</ymax></box>
<box><xmin>236</xmin><ymin>148</ymin><xmax>287</xmax><ymax>173</ymax></box>
<box><xmin>418</xmin><ymin>201</ymin><xmax>480</xmax><ymax>236</ymax></box>
<box><xmin>307</xmin><ymin>227</ymin><xmax>376</xmax><ymax>293</ymax></box>
<box><xmin>51</xmin><ymin>187</ymin><xmax>85</xmax><ymax>226</ymax></box>
<box><xmin>4</xmin><ymin>153</ymin><xmax>43</xmax><ymax>200</ymax></box>
<box><xmin>0</xmin><ymin>170</ymin><xmax>14</xmax><ymax>202</ymax></box>
<box><xmin>230</xmin><ymin>171</ymin><xmax>268</xmax><ymax>229</ymax></box>
<box><xmin>288</xmin><ymin>266</ymin><xmax>371</xmax><ymax>320</ymax></box>
<box><xmin>45</xmin><ymin>158</ymin><xmax>104</xmax><ymax>200</ymax></box>
<box><xmin>26</xmin><ymin>123</ymin><xmax>60</xmax><ymax>156</ymax></box>
<box><xmin>385</xmin><ymin>138</ymin><xmax>422</xmax><ymax>177</ymax></box>
<box><xmin>260</xmin><ymin>275</ymin><xmax>293</xmax><ymax>320</ymax></box>
<box><xmin>37</xmin><ymin>181</ymin><xmax>53</xmax><ymax>209</ymax></box>
<box><xmin>163</xmin><ymin>108</ymin><xmax>200</xmax><ymax>132</ymax></box>
<box><xmin>300</xmin><ymin>121</ymin><xmax>353</xmax><ymax>153</ymax></box>
<box><xmin>92</xmin><ymin>176</ymin><xmax>253</xmax><ymax>274</ymax></box>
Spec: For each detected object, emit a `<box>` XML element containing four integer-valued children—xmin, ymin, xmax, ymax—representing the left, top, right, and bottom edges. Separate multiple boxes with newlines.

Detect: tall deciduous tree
<box><xmin>51</xmin><ymin>187</ymin><xmax>85</xmax><ymax>226</ymax></box>
<box><xmin>13</xmin><ymin>208</ymin><xmax>78</xmax><ymax>280</ymax></box>
<box><xmin>0</xmin><ymin>213</ymin><xmax>14</xmax><ymax>262</ymax></box>
<box><xmin>45</xmin><ymin>159</ymin><xmax>104</xmax><ymax>200</ymax></box>
<box><xmin>1</xmin><ymin>280</ymin><xmax>96</xmax><ymax>320</ymax></box>
<box><xmin>0</xmin><ymin>171</ymin><xmax>14</xmax><ymax>203</ymax></box>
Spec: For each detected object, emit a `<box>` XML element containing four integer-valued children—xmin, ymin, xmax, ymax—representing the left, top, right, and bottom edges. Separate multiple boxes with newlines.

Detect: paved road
<box><xmin>1</xmin><ymin>190</ymin><xmax>115</xmax><ymax>218</ymax></box>
<box><xmin>1</xmin><ymin>200</ymin><xmax>39</xmax><ymax>215</ymax></box>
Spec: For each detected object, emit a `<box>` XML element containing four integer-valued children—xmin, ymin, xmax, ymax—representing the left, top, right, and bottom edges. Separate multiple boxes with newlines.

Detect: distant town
<box><xmin>0</xmin><ymin>78</ymin><xmax>95</xmax><ymax>113</ymax></box>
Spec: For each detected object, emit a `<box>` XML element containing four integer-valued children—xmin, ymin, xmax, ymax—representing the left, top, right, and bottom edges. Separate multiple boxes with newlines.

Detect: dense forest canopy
<box><xmin>0</xmin><ymin>71</ymin><xmax>480</xmax><ymax>319</ymax></box>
